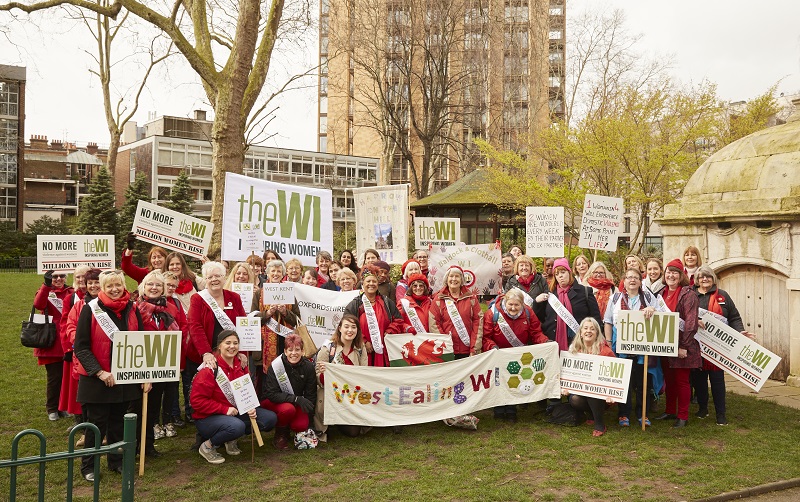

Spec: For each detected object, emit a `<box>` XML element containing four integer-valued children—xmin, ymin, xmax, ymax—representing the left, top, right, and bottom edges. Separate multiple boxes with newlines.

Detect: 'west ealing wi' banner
<box><xmin>323</xmin><ymin>343</ymin><xmax>560</xmax><ymax>426</ymax></box>
<box><xmin>352</xmin><ymin>185</ymin><xmax>409</xmax><ymax>264</ymax></box>
<box><xmin>37</xmin><ymin>235</ymin><xmax>115</xmax><ymax>273</ymax></box>
<box><xmin>560</xmin><ymin>352</ymin><xmax>632</xmax><ymax>403</ymax></box>
<box><xmin>222</xmin><ymin>172</ymin><xmax>333</xmax><ymax>267</ymax></box>
<box><xmin>695</xmin><ymin>312</ymin><xmax>781</xmax><ymax>392</ymax></box>
<box><xmin>132</xmin><ymin>201</ymin><xmax>213</xmax><ymax>259</ymax></box>
<box><xmin>110</xmin><ymin>331</ymin><xmax>182</xmax><ymax>384</ymax></box>
<box><xmin>294</xmin><ymin>283</ymin><xmax>359</xmax><ymax>348</ymax></box>
<box><xmin>385</xmin><ymin>333</ymin><xmax>455</xmax><ymax>367</ymax></box>
<box><xmin>428</xmin><ymin>244</ymin><xmax>502</xmax><ymax>296</ymax></box>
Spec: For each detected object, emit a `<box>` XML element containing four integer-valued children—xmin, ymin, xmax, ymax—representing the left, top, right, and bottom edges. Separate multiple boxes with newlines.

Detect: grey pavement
<box><xmin>724</xmin><ymin>374</ymin><xmax>800</xmax><ymax>410</ymax></box>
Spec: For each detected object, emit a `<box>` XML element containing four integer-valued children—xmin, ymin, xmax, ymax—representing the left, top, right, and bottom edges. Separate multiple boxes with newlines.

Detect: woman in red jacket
<box><xmin>482</xmin><ymin>289</ymin><xmax>547</xmax><ymax>421</ymax></box>
<box><xmin>33</xmin><ymin>269</ymin><xmax>75</xmax><ymax>421</ymax></box>
<box><xmin>398</xmin><ymin>273</ymin><xmax>431</xmax><ymax>334</ymax></box>
<box><xmin>429</xmin><ymin>265</ymin><xmax>482</xmax><ymax>359</ymax></box>
<box><xmin>190</xmin><ymin>330</ymin><xmax>277</xmax><ymax>464</ymax></box>
<box><xmin>74</xmin><ymin>270</ymin><xmax>148</xmax><ymax>481</ymax></box>
<box><xmin>120</xmin><ymin>232</ymin><xmax>168</xmax><ymax>284</ymax></box>
<box><xmin>59</xmin><ymin>265</ymin><xmax>90</xmax><ymax>422</ymax></box>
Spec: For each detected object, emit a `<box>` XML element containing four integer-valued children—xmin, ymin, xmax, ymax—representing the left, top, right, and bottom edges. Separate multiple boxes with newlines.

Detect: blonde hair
<box><xmin>99</xmin><ymin>270</ymin><xmax>125</xmax><ymax>290</ymax></box>
<box><xmin>569</xmin><ymin>318</ymin><xmax>603</xmax><ymax>355</ymax></box>
<box><xmin>224</xmin><ymin>262</ymin><xmax>255</xmax><ymax>289</ymax></box>
<box><xmin>513</xmin><ymin>255</ymin><xmax>536</xmax><ymax>275</ymax></box>
<box><xmin>138</xmin><ymin>270</ymin><xmax>166</xmax><ymax>297</ymax></box>
<box><xmin>72</xmin><ymin>265</ymin><xmax>91</xmax><ymax>288</ymax></box>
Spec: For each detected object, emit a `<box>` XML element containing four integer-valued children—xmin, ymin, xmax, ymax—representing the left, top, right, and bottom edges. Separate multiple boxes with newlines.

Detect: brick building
<box><xmin>0</xmin><ymin>64</ymin><xmax>25</xmax><ymax>229</ymax></box>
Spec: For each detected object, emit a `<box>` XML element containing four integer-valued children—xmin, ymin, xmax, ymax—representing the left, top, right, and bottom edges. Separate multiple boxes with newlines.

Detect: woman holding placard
<box><xmin>692</xmin><ymin>265</ymin><xmax>753</xmax><ymax>426</ymax></box>
<box><xmin>224</xmin><ymin>261</ymin><xmax>260</xmax><ymax>312</ymax></box>
<box><xmin>564</xmin><ymin>318</ymin><xmax>617</xmax><ymax>437</ymax></box>
<box><xmin>262</xmin><ymin>334</ymin><xmax>317</xmax><ymax>450</ymax></box>
<box><xmin>261</xmin><ymin>259</ymin><xmax>301</xmax><ymax>367</ymax></box>
<box><xmin>542</xmin><ymin>258</ymin><xmax>602</xmax><ymax>352</ymax></box>
<box><xmin>191</xmin><ymin>330</ymin><xmax>277</xmax><ymax>464</ymax></box>
<box><xmin>655</xmin><ymin>259</ymin><xmax>699</xmax><ymax>428</ymax></box>
<box><xmin>74</xmin><ymin>270</ymin><xmax>147</xmax><ymax>481</ymax></box>
<box><xmin>120</xmin><ymin>232</ymin><xmax>168</xmax><ymax>282</ymax></box>
<box><xmin>504</xmin><ymin>255</ymin><xmax>549</xmax><ymax>323</ymax></box>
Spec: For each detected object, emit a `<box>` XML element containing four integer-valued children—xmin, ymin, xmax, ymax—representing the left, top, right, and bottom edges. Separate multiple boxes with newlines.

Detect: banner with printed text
<box><xmin>695</xmin><ymin>312</ymin><xmax>781</xmax><ymax>392</ymax></box>
<box><xmin>578</xmin><ymin>194</ymin><xmax>623</xmax><ymax>252</ymax></box>
<box><xmin>428</xmin><ymin>244</ymin><xmax>502</xmax><ymax>296</ymax></box>
<box><xmin>37</xmin><ymin>235</ymin><xmax>116</xmax><ymax>273</ymax></box>
<box><xmin>132</xmin><ymin>201</ymin><xmax>213</xmax><ymax>259</ymax></box>
<box><xmin>353</xmin><ymin>185</ymin><xmax>408</xmax><ymax>264</ymax></box>
<box><xmin>110</xmin><ymin>331</ymin><xmax>182</xmax><ymax>384</ymax></box>
<box><xmin>221</xmin><ymin>172</ymin><xmax>333</xmax><ymax>267</ymax></box>
<box><xmin>323</xmin><ymin>343</ymin><xmax>560</xmax><ymax>426</ymax></box>
<box><xmin>294</xmin><ymin>283</ymin><xmax>360</xmax><ymax>347</ymax></box>
<box><xmin>526</xmin><ymin>207</ymin><xmax>564</xmax><ymax>257</ymax></box>
<box><xmin>385</xmin><ymin>333</ymin><xmax>455</xmax><ymax>366</ymax></box>
<box><xmin>560</xmin><ymin>352</ymin><xmax>632</xmax><ymax>403</ymax></box>
<box><xmin>414</xmin><ymin>217</ymin><xmax>461</xmax><ymax>249</ymax></box>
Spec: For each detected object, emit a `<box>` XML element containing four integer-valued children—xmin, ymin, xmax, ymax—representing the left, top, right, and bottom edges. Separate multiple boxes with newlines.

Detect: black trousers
<box><xmin>568</xmin><ymin>394</ymin><xmax>606</xmax><ymax>431</ymax></box>
<box><xmin>45</xmin><ymin>362</ymin><xmax>63</xmax><ymax>413</ymax></box>
<box><xmin>692</xmin><ymin>369</ymin><xmax>726</xmax><ymax>416</ymax></box>
<box><xmin>618</xmin><ymin>362</ymin><xmax>654</xmax><ymax>420</ymax></box>
<box><xmin>81</xmin><ymin>401</ymin><xmax>129</xmax><ymax>475</ymax></box>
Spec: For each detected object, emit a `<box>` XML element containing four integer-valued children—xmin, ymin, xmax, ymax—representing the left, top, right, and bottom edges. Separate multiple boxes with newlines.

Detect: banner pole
<box><xmin>250</xmin><ymin>416</ymin><xmax>264</xmax><ymax>447</ymax></box>
<box><xmin>641</xmin><ymin>355</ymin><xmax>649</xmax><ymax>432</ymax></box>
<box><xmin>139</xmin><ymin>391</ymin><xmax>148</xmax><ymax>476</ymax></box>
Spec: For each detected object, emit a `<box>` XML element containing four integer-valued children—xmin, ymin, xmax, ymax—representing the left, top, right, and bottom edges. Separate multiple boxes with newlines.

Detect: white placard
<box><xmin>231</xmin><ymin>282</ymin><xmax>254</xmax><ymax>312</ymax></box>
<box><xmin>294</xmin><ymin>283</ymin><xmax>360</xmax><ymax>347</ymax></box>
<box><xmin>221</xmin><ymin>172</ymin><xmax>333</xmax><ymax>267</ymax></box>
<box><xmin>261</xmin><ymin>283</ymin><xmax>296</xmax><ymax>305</ymax></box>
<box><xmin>131</xmin><ymin>200</ymin><xmax>213</xmax><ymax>259</ymax></box>
<box><xmin>414</xmin><ymin>217</ymin><xmax>460</xmax><ymax>249</ymax></box>
<box><xmin>236</xmin><ymin>316</ymin><xmax>262</xmax><ymax>352</ymax></box>
<box><xmin>36</xmin><ymin>235</ymin><xmax>116</xmax><ymax>274</ymax></box>
<box><xmin>578</xmin><ymin>194</ymin><xmax>623</xmax><ymax>252</ymax></box>
<box><xmin>110</xmin><ymin>331</ymin><xmax>182</xmax><ymax>384</ymax></box>
<box><xmin>230</xmin><ymin>374</ymin><xmax>260</xmax><ymax>414</ymax></box>
<box><xmin>560</xmin><ymin>352</ymin><xmax>632</xmax><ymax>403</ymax></box>
<box><xmin>525</xmin><ymin>207</ymin><xmax>564</xmax><ymax>257</ymax></box>
<box><xmin>614</xmin><ymin>310</ymin><xmax>679</xmax><ymax>357</ymax></box>
<box><xmin>353</xmin><ymin>185</ymin><xmax>409</xmax><ymax>264</ymax></box>
<box><xmin>695</xmin><ymin>313</ymin><xmax>782</xmax><ymax>392</ymax></box>
<box><xmin>428</xmin><ymin>244</ymin><xmax>503</xmax><ymax>297</ymax></box>
<box><xmin>241</xmin><ymin>222</ymin><xmax>263</xmax><ymax>255</ymax></box>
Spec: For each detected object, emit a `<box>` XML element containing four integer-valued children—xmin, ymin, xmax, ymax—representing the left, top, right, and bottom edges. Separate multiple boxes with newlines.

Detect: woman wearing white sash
<box><xmin>33</xmin><ymin>268</ymin><xmax>75</xmax><ymax>421</ymax></box>
<box><xmin>482</xmin><ymin>289</ymin><xmax>547</xmax><ymax>421</ymax></box>
<box><xmin>190</xmin><ymin>330</ymin><xmax>277</xmax><ymax>464</ymax></box>
<box><xmin>314</xmin><ymin>314</ymin><xmax>370</xmax><ymax>441</ymax></box>
<box><xmin>430</xmin><ymin>265</ymin><xmax>482</xmax><ymax>358</ymax></box>
<box><xmin>503</xmin><ymin>255</ymin><xmax>549</xmax><ymax>323</ymax></box>
<box><xmin>542</xmin><ymin>258</ymin><xmax>602</xmax><ymax>352</ymax></box>
<box><xmin>398</xmin><ymin>274</ymin><xmax>432</xmax><ymax>334</ymax></box>
<box><xmin>395</xmin><ymin>259</ymin><xmax>422</xmax><ymax>301</ymax></box>
<box><xmin>224</xmin><ymin>261</ymin><xmax>261</xmax><ymax>312</ymax></box>
<box><xmin>260</xmin><ymin>259</ymin><xmax>301</xmax><ymax>366</ymax></box>
<box><xmin>74</xmin><ymin>270</ymin><xmax>147</xmax><ymax>482</ymax></box>
<box><xmin>344</xmin><ymin>265</ymin><xmax>405</xmax><ymax>367</ymax></box>
<box><xmin>262</xmin><ymin>334</ymin><xmax>317</xmax><ymax>450</ymax></box>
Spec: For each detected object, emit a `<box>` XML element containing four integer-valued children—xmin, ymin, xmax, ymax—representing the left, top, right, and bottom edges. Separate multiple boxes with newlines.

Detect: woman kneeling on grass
<box><xmin>190</xmin><ymin>330</ymin><xmax>277</xmax><ymax>464</ymax></box>
<box><xmin>562</xmin><ymin>318</ymin><xmax>616</xmax><ymax>437</ymax></box>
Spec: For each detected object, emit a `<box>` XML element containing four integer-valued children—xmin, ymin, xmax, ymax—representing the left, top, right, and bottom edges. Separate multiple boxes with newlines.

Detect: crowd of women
<box><xmin>30</xmin><ymin>236</ymin><xmax>754</xmax><ymax>478</ymax></box>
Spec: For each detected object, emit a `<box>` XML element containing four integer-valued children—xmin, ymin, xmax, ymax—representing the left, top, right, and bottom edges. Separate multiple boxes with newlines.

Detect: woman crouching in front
<box><xmin>262</xmin><ymin>334</ymin><xmax>317</xmax><ymax>450</ymax></box>
<box><xmin>190</xmin><ymin>330</ymin><xmax>277</xmax><ymax>464</ymax></box>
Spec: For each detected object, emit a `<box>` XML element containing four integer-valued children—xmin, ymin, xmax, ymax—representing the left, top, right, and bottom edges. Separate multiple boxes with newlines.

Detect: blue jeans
<box><xmin>194</xmin><ymin>408</ymin><xmax>277</xmax><ymax>447</ymax></box>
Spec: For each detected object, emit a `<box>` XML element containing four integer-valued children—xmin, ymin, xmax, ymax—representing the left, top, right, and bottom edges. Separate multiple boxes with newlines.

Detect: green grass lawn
<box><xmin>2</xmin><ymin>272</ymin><xmax>800</xmax><ymax>501</ymax></box>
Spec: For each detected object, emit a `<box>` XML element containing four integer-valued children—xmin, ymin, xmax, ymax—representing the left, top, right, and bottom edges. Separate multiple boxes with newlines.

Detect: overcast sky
<box><xmin>3</xmin><ymin>0</ymin><xmax>800</xmax><ymax>151</ymax></box>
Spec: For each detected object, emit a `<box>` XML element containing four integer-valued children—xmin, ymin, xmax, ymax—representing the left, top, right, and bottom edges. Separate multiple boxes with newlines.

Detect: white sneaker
<box><xmin>224</xmin><ymin>440</ymin><xmax>241</xmax><ymax>455</ymax></box>
<box><xmin>164</xmin><ymin>423</ymin><xmax>177</xmax><ymax>438</ymax></box>
<box><xmin>198</xmin><ymin>443</ymin><xmax>225</xmax><ymax>464</ymax></box>
<box><xmin>153</xmin><ymin>424</ymin><xmax>165</xmax><ymax>440</ymax></box>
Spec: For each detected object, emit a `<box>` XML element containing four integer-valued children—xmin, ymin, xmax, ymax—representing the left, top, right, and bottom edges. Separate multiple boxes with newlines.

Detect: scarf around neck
<box><xmin>555</xmin><ymin>285</ymin><xmax>572</xmax><ymax>351</ymax></box>
<box><xmin>98</xmin><ymin>290</ymin><xmax>131</xmax><ymax>315</ymax></box>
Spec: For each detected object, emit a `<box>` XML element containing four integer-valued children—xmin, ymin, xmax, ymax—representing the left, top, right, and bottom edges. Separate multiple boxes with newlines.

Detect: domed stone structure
<box><xmin>660</xmin><ymin>99</ymin><xmax>800</xmax><ymax>384</ymax></box>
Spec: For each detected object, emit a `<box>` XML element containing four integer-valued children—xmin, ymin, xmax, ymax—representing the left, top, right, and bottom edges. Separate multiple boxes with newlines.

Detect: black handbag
<box><xmin>21</xmin><ymin>307</ymin><xmax>57</xmax><ymax>349</ymax></box>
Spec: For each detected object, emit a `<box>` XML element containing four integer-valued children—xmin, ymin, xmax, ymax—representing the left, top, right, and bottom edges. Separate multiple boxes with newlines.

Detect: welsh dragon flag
<box><xmin>384</xmin><ymin>333</ymin><xmax>454</xmax><ymax>367</ymax></box>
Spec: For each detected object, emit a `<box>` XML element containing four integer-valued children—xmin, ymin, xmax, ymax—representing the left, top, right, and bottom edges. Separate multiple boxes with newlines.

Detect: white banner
<box><xmin>384</xmin><ymin>333</ymin><xmax>455</xmax><ymax>366</ymax></box>
<box><xmin>428</xmin><ymin>244</ymin><xmax>502</xmax><ymax>296</ymax></box>
<box><xmin>294</xmin><ymin>283</ymin><xmax>360</xmax><ymax>347</ymax></box>
<box><xmin>236</xmin><ymin>316</ymin><xmax>261</xmax><ymax>352</ymax></box>
<box><xmin>353</xmin><ymin>185</ymin><xmax>409</xmax><ymax>264</ymax></box>
<box><xmin>323</xmin><ymin>343</ymin><xmax>561</xmax><ymax>426</ymax></box>
<box><xmin>578</xmin><ymin>194</ymin><xmax>623</xmax><ymax>252</ymax></box>
<box><xmin>526</xmin><ymin>207</ymin><xmax>564</xmax><ymax>257</ymax></box>
<box><xmin>414</xmin><ymin>217</ymin><xmax>460</xmax><ymax>249</ymax></box>
<box><xmin>230</xmin><ymin>374</ymin><xmax>260</xmax><ymax>414</ymax></box>
<box><xmin>614</xmin><ymin>310</ymin><xmax>679</xmax><ymax>356</ymax></box>
<box><xmin>110</xmin><ymin>331</ymin><xmax>182</xmax><ymax>384</ymax></box>
<box><xmin>261</xmin><ymin>283</ymin><xmax>296</xmax><ymax>305</ymax></box>
<box><xmin>36</xmin><ymin>235</ymin><xmax>116</xmax><ymax>274</ymax></box>
<box><xmin>560</xmin><ymin>352</ymin><xmax>632</xmax><ymax>403</ymax></box>
<box><xmin>231</xmin><ymin>282</ymin><xmax>254</xmax><ymax>312</ymax></box>
<box><xmin>221</xmin><ymin>172</ymin><xmax>333</xmax><ymax>267</ymax></box>
<box><xmin>695</xmin><ymin>312</ymin><xmax>781</xmax><ymax>392</ymax></box>
<box><xmin>131</xmin><ymin>200</ymin><xmax>213</xmax><ymax>259</ymax></box>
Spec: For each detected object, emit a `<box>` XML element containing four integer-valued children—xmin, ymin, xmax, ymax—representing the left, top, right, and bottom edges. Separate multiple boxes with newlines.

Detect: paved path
<box><xmin>741</xmin><ymin>486</ymin><xmax>800</xmax><ymax>501</ymax></box>
<box><xmin>724</xmin><ymin>375</ymin><xmax>800</xmax><ymax>410</ymax></box>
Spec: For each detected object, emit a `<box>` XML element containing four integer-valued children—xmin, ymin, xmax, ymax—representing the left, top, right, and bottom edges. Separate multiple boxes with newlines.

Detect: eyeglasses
<box><xmin>206</xmin><ymin>274</ymin><xmax>224</xmax><ymax>280</ymax></box>
<box><xmin>52</xmin><ymin>274</ymin><xmax>66</xmax><ymax>279</ymax></box>
<box><xmin>698</xmin><ymin>276</ymin><xmax>713</xmax><ymax>281</ymax></box>
<box><xmin>625</xmin><ymin>276</ymin><xmax>641</xmax><ymax>281</ymax></box>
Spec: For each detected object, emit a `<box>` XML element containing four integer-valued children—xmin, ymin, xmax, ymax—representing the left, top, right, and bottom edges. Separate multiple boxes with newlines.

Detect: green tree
<box><xmin>716</xmin><ymin>85</ymin><xmax>781</xmax><ymax>147</ymax></box>
<box><xmin>117</xmin><ymin>172</ymin><xmax>151</xmax><ymax>255</ymax></box>
<box><xmin>165</xmin><ymin>170</ymin><xmax>195</xmax><ymax>216</ymax></box>
<box><xmin>76</xmin><ymin>167</ymin><xmax>118</xmax><ymax>235</ymax></box>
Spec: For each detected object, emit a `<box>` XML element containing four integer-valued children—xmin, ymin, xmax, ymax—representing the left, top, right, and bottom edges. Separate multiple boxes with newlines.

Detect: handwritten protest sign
<box><xmin>353</xmin><ymin>185</ymin><xmax>409</xmax><ymax>264</ymax></box>
<box><xmin>578</xmin><ymin>194</ymin><xmax>623</xmax><ymax>252</ymax></box>
<box><xmin>262</xmin><ymin>283</ymin><xmax>295</xmax><ymax>305</ymax></box>
<box><xmin>110</xmin><ymin>331</ymin><xmax>182</xmax><ymax>384</ymax></box>
<box><xmin>414</xmin><ymin>217</ymin><xmax>460</xmax><ymax>249</ymax></box>
<box><xmin>525</xmin><ymin>207</ymin><xmax>563</xmax><ymax>257</ymax></box>
<box><xmin>37</xmin><ymin>235</ymin><xmax>115</xmax><ymax>274</ymax></box>
<box><xmin>614</xmin><ymin>310</ymin><xmax>679</xmax><ymax>357</ymax></box>
<box><xmin>132</xmin><ymin>201</ymin><xmax>213</xmax><ymax>259</ymax></box>
<box><xmin>236</xmin><ymin>316</ymin><xmax>261</xmax><ymax>352</ymax></box>
<box><xmin>560</xmin><ymin>352</ymin><xmax>632</xmax><ymax>403</ymax></box>
<box><xmin>696</xmin><ymin>312</ymin><xmax>781</xmax><ymax>392</ymax></box>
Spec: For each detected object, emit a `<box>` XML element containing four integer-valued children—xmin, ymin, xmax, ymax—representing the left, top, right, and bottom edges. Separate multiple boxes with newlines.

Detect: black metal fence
<box><xmin>0</xmin><ymin>257</ymin><xmax>37</xmax><ymax>273</ymax></box>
